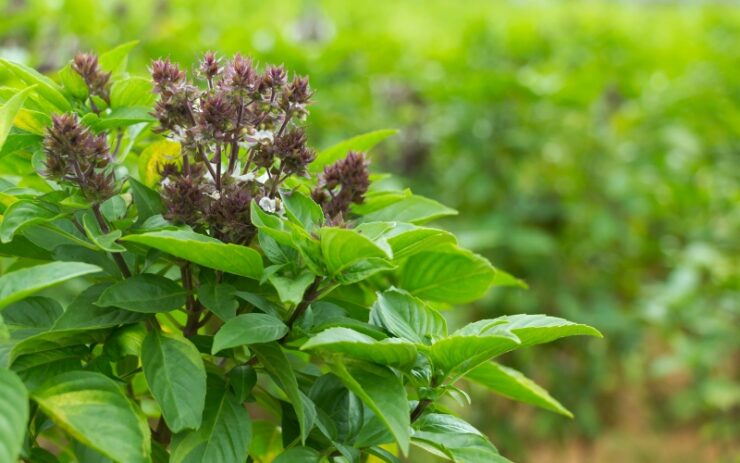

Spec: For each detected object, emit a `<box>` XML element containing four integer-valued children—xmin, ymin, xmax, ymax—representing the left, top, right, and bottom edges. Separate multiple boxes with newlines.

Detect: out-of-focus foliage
<box><xmin>1</xmin><ymin>0</ymin><xmax>738</xmax><ymax>460</ymax></box>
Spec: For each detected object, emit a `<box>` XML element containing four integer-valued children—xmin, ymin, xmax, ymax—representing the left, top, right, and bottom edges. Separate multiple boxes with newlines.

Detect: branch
<box><xmin>286</xmin><ymin>276</ymin><xmax>322</xmax><ymax>328</ymax></box>
<box><xmin>92</xmin><ymin>203</ymin><xmax>131</xmax><ymax>278</ymax></box>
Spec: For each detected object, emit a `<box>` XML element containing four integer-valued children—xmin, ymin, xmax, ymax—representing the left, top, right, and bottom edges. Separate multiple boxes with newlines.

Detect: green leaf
<box><xmin>0</xmin><ymin>262</ymin><xmax>101</xmax><ymax>310</ymax></box>
<box><xmin>309</xmin><ymin>374</ymin><xmax>363</xmax><ymax>443</ymax></box>
<box><xmin>0</xmin><ymin>199</ymin><xmax>64</xmax><ymax>243</ymax></box>
<box><xmin>412</xmin><ymin>413</ymin><xmax>510</xmax><ymax>463</ymax></box>
<box><xmin>302</xmin><ymin>327</ymin><xmax>417</xmax><ymax>367</ymax></box>
<box><xmin>320</xmin><ymin>227</ymin><xmax>390</xmax><ymax>277</ymax></box>
<box><xmin>430</xmin><ymin>330</ymin><xmax>521</xmax><ymax>378</ymax></box>
<box><xmin>0</xmin><ymin>86</ymin><xmax>35</xmax><ymax>152</ymax></box>
<box><xmin>357</xmin><ymin>194</ymin><xmax>457</xmax><ymax>225</ymax></box>
<box><xmin>281</xmin><ymin>190</ymin><xmax>325</xmax><ymax>230</ymax></box>
<box><xmin>92</xmin><ymin>107</ymin><xmax>155</xmax><ymax>130</ymax></box>
<box><xmin>82</xmin><ymin>212</ymin><xmax>126</xmax><ymax>252</ymax></box>
<box><xmin>336</xmin><ymin>257</ymin><xmax>396</xmax><ymax>285</ymax></box>
<box><xmin>385</xmin><ymin>225</ymin><xmax>457</xmax><ymax>260</ymax></box>
<box><xmin>481</xmin><ymin>314</ymin><xmax>603</xmax><ymax>347</ymax></box>
<box><xmin>466</xmin><ymin>362</ymin><xmax>573</xmax><ymax>417</ymax></box>
<box><xmin>399</xmin><ymin>246</ymin><xmax>495</xmax><ymax>304</ymax></box>
<box><xmin>58</xmin><ymin>64</ymin><xmax>88</xmax><ymax>99</ymax></box>
<box><xmin>311</xmin><ymin>129</ymin><xmax>397</xmax><ymax>173</ymax></box>
<box><xmin>128</xmin><ymin>177</ymin><xmax>163</xmax><ymax>223</ymax></box>
<box><xmin>268</xmin><ymin>271</ymin><xmax>315</xmax><ymax>305</ymax></box>
<box><xmin>0</xmin><ymin>60</ymin><xmax>71</xmax><ymax>111</ymax></box>
<box><xmin>370</xmin><ymin>288</ymin><xmax>446</xmax><ymax>344</ymax></box>
<box><xmin>96</xmin><ymin>274</ymin><xmax>186</xmax><ymax>313</ymax></box>
<box><xmin>252</xmin><ymin>343</ymin><xmax>315</xmax><ymax>443</ymax></box>
<box><xmin>53</xmin><ymin>284</ymin><xmax>146</xmax><ymax>330</ymax></box>
<box><xmin>99</xmin><ymin>41</ymin><xmax>139</xmax><ymax>75</ymax></box>
<box><xmin>142</xmin><ymin>330</ymin><xmax>207</xmax><ymax>432</ymax></box>
<box><xmin>0</xmin><ymin>367</ymin><xmax>28</xmax><ymax>463</ymax></box>
<box><xmin>2</xmin><ymin>296</ymin><xmax>62</xmax><ymax>334</ymax></box>
<box><xmin>110</xmin><ymin>77</ymin><xmax>155</xmax><ymax>108</ymax></box>
<box><xmin>170</xmin><ymin>376</ymin><xmax>252</xmax><ymax>463</ymax></box>
<box><xmin>273</xmin><ymin>447</ymin><xmax>321</xmax><ymax>462</ymax></box>
<box><xmin>197</xmin><ymin>283</ymin><xmax>238</xmax><ymax>321</ymax></box>
<box><xmin>332</xmin><ymin>361</ymin><xmax>410</xmax><ymax>455</ymax></box>
<box><xmin>121</xmin><ymin>230</ymin><xmax>264</xmax><ymax>279</ymax></box>
<box><xmin>212</xmin><ymin>313</ymin><xmax>289</xmax><ymax>354</ymax></box>
<box><xmin>32</xmin><ymin>371</ymin><xmax>150</xmax><ymax>463</ymax></box>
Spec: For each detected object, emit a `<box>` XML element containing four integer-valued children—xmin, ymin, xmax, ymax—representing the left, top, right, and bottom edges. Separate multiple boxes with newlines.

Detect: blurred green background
<box><xmin>1</xmin><ymin>0</ymin><xmax>738</xmax><ymax>461</ymax></box>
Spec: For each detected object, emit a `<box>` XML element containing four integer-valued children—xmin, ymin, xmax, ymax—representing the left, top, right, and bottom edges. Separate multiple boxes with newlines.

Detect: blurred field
<box><xmin>1</xmin><ymin>0</ymin><xmax>738</xmax><ymax>461</ymax></box>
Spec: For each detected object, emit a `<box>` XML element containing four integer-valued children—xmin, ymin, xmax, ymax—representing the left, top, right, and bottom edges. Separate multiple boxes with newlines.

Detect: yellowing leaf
<box><xmin>138</xmin><ymin>139</ymin><xmax>181</xmax><ymax>186</ymax></box>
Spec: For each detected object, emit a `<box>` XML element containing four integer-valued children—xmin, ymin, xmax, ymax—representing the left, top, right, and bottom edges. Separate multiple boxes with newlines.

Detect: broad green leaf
<box><xmin>82</xmin><ymin>212</ymin><xmax>126</xmax><ymax>252</ymax></box>
<box><xmin>2</xmin><ymin>297</ymin><xmax>62</xmax><ymax>335</ymax></box>
<box><xmin>12</xmin><ymin>346</ymin><xmax>85</xmax><ymax>394</ymax></box>
<box><xmin>302</xmin><ymin>327</ymin><xmax>417</xmax><ymax>367</ymax></box>
<box><xmin>357</xmin><ymin>194</ymin><xmax>457</xmax><ymax>225</ymax></box>
<box><xmin>273</xmin><ymin>447</ymin><xmax>321</xmax><ymax>462</ymax></box>
<box><xmin>58</xmin><ymin>63</ymin><xmax>88</xmax><ymax>99</ymax></box>
<box><xmin>399</xmin><ymin>246</ymin><xmax>495</xmax><ymax>303</ymax></box>
<box><xmin>466</xmin><ymin>362</ymin><xmax>572</xmax><ymax>417</ymax></box>
<box><xmin>197</xmin><ymin>283</ymin><xmax>238</xmax><ymax>321</ymax></box>
<box><xmin>13</xmin><ymin>108</ymin><xmax>50</xmax><ymax>134</ymax></box>
<box><xmin>128</xmin><ymin>177</ymin><xmax>164</xmax><ymax>223</ymax></box>
<box><xmin>53</xmin><ymin>284</ymin><xmax>146</xmax><ymax>330</ymax></box>
<box><xmin>0</xmin><ymin>262</ymin><xmax>101</xmax><ymax>310</ymax></box>
<box><xmin>430</xmin><ymin>331</ymin><xmax>521</xmax><ymax>378</ymax></box>
<box><xmin>481</xmin><ymin>314</ymin><xmax>602</xmax><ymax>347</ymax></box>
<box><xmin>0</xmin><ymin>129</ymin><xmax>42</xmax><ymax>160</ymax></box>
<box><xmin>0</xmin><ymin>367</ymin><xmax>28</xmax><ymax>463</ymax></box>
<box><xmin>0</xmin><ymin>60</ymin><xmax>71</xmax><ymax>111</ymax></box>
<box><xmin>110</xmin><ymin>77</ymin><xmax>155</xmax><ymax>108</ymax></box>
<box><xmin>33</xmin><ymin>371</ymin><xmax>150</xmax><ymax>463</ymax></box>
<box><xmin>370</xmin><ymin>288</ymin><xmax>446</xmax><ymax>344</ymax></box>
<box><xmin>142</xmin><ymin>330</ymin><xmax>207</xmax><ymax>432</ymax></box>
<box><xmin>99</xmin><ymin>41</ymin><xmax>139</xmax><ymax>75</ymax></box>
<box><xmin>96</xmin><ymin>274</ymin><xmax>186</xmax><ymax>313</ymax></box>
<box><xmin>311</xmin><ymin>129</ymin><xmax>397</xmax><ymax>172</ymax></box>
<box><xmin>252</xmin><ymin>343</ymin><xmax>315</xmax><ymax>443</ymax></box>
<box><xmin>0</xmin><ymin>86</ymin><xmax>35</xmax><ymax>152</ymax></box>
<box><xmin>268</xmin><ymin>271</ymin><xmax>315</xmax><ymax>305</ymax></box>
<box><xmin>320</xmin><ymin>227</ymin><xmax>390</xmax><ymax>276</ymax></box>
<box><xmin>336</xmin><ymin>257</ymin><xmax>396</xmax><ymax>285</ymax></box>
<box><xmin>385</xmin><ymin>225</ymin><xmax>457</xmax><ymax>260</ymax></box>
<box><xmin>0</xmin><ymin>200</ymin><xmax>64</xmax><ymax>243</ymax></box>
<box><xmin>91</xmin><ymin>107</ymin><xmax>155</xmax><ymax>130</ymax></box>
<box><xmin>212</xmin><ymin>313</ymin><xmax>288</xmax><ymax>354</ymax></box>
<box><xmin>308</xmin><ymin>374</ymin><xmax>363</xmax><ymax>443</ymax></box>
<box><xmin>169</xmin><ymin>376</ymin><xmax>252</xmax><ymax>463</ymax></box>
<box><xmin>281</xmin><ymin>190</ymin><xmax>325</xmax><ymax>230</ymax></box>
<box><xmin>412</xmin><ymin>413</ymin><xmax>510</xmax><ymax>463</ymax></box>
<box><xmin>332</xmin><ymin>361</ymin><xmax>410</xmax><ymax>455</ymax></box>
<box><xmin>121</xmin><ymin>230</ymin><xmax>264</xmax><ymax>279</ymax></box>
<box><xmin>229</xmin><ymin>365</ymin><xmax>257</xmax><ymax>403</ymax></box>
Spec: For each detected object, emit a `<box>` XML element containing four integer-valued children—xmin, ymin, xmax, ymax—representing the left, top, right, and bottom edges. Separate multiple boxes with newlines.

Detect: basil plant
<box><xmin>0</xmin><ymin>44</ymin><xmax>600</xmax><ymax>463</ymax></box>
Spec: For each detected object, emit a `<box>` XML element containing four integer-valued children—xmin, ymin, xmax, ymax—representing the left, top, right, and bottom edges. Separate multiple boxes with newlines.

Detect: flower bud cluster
<box><xmin>72</xmin><ymin>52</ymin><xmax>111</xmax><ymax>106</ymax></box>
<box><xmin>151</xmin><ymin>52</ymin><xmax>316</xmax><ymax>244</ymax></box>
<box><xmin>42</xmin><ymin>113</ymin><xmax>116</xmax><ymax>201</ymax></box>
<box><xmin>312</xmin><ymin>151</ymin><xmax>370</xmax><ymax>224</ymax></box>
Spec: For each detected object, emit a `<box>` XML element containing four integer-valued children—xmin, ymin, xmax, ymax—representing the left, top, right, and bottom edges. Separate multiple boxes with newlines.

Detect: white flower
<box><xmin>161</xmin><ymin>177</ymin><xmax>172</xmax><ymax>187</ymax></box>
<box><xmin>258</xmin><ymin>196</ymin><xmax>284</xmax><ymax>215</ymax></box>
<box><xmin>256</xmin><ymin>172</ymin><xmax>270</xmax><ymax>184</ymax></box>
<box><xmin>253</xmin><ymin>129</ymin><xmax>274</xmax><ymax>143</ymax></box>
<box><xmin>232</xmin><ymin>172</ymin><xmax>255</xmax><ymax>183</ymax></box>
<box><xmin>209</xmin><ymin>191</ymin><xmax>221</xmax><ymax>200</ymax></box>
<box><xmin>258</xmin><ymin>196</ymin><xmax>277</xmax><ymax>212</ymax></box>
